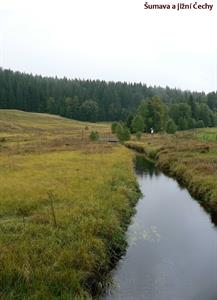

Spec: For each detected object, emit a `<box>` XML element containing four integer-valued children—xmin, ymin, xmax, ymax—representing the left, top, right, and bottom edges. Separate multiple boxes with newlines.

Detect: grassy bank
<box><xmin>0</xmin><ymin>110</ymin><xmax>140</xmax><ymax>300</ymax></box>
<box><xmin>125</xmin><ymin>129</ymin><xmax>217</xmax><ymax>215</ymax></box>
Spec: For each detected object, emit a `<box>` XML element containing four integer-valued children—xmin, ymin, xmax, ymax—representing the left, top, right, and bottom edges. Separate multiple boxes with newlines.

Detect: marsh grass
<box><xmin>0</xmin><ymin>110</ymin><xmax>140</xmax><ymax>299</ymax></box>
<box><xmin>126</xmin><ymin>128</ymin><xmax>217</xmax><ymax>214</ymax></box>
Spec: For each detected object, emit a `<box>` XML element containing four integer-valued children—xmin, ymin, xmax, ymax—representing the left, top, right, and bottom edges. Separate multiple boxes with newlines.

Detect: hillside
<box><xmin>0</xmin><ymin>109</ymin><xmax>109</xmax><ymax>132</ymax></box>
<box><xmin>0</xmin><ymin>109</ymin><xmax>111</xmax><ymax>154</ymax></box>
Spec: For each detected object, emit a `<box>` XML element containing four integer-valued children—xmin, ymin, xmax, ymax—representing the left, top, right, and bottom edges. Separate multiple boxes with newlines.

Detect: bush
<box><xmin>111</xmin><ymin>122</ymin><xmax>119</xmax><ymax>134</ymax></box>
<box><xmin>89</xmin><ymin>131</ymin><xmax>99</xmax><ymax>141</ymax></box>
<box><xmin>116</xmin><ymin>124</ymin><xmax>130</xmax><ymax>143</ymax></box>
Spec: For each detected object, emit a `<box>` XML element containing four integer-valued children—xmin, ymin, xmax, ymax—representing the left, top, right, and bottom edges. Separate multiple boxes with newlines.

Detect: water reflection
<box><xmin>134</xmin><ymin>155</ymin><xmax>160</xmax><ymax>177</ymax></box>
<box><xmin>103</xmin><ymin>155</ymin><xmax>217</xmax><ymax>300</ymax></box>
<box><xmin>210</xmin><ymin>210</ymin><xmax>217</xmax><ymax>226</ymax></box>
<box><xmin>135</xmin><ymin>155</ymin><xmax>217</xmax><ymax>227</ymax></box>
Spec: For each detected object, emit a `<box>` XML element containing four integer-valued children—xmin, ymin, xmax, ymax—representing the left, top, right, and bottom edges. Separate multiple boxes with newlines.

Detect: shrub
<box><xmin>111</xmin><ymin>122</ymin><xmax>119</xmax><ymax>134</ymax></box>
<box><xmin>89</xmin><ymin>131</ymin><xmax>99</xmax><ymax>141</ymax></box>
<box><xmin>116</xmin><ymin>124</ymin><xmax>130</xmax><ymax>143</ymax></box>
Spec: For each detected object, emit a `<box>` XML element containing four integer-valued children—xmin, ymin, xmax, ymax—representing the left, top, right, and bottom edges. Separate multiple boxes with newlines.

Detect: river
<box><xmin>102</xmin><ymin>155</ymin><xmax>217</xmax><ymax>300</ymax></box>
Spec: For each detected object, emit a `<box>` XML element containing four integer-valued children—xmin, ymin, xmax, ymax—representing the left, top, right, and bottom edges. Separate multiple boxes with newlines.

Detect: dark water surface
<box><xmin>103</xmin><ymin>156</ymin><xmax>217</xmax><ymax>300</ymax></box>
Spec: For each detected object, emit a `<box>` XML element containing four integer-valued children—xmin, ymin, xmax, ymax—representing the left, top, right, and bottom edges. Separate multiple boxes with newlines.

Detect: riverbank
<box><xmin>125</xmin><ymin>130</ymin><xmax>217</xmax><ymax>218</ymax></box>
<box><xmin>103</xmin><ymin>155</ymin><xmax>217</xmax><ymax>300</ymax></box>
<box><xmin>0</xmin><ymin>110</ymin><xmax>140</xmax><ymax>300</ymax></box>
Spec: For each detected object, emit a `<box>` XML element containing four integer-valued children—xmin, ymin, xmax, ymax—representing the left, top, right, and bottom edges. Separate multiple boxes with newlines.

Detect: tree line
<box><xmin>0</xmin><ymin>68</ymin><xmax>216</xmax><ymax>130</ymax></box>
<box><xmin>127</xmin><ymin>95</ymin><xmax>217</xmax><ymax>134</ymax></box>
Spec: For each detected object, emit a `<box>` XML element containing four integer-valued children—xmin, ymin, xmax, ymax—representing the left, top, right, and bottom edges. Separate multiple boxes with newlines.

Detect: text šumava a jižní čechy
<box><xmin>144</xmin><ymin>2</ymin><xmax>214</xmax><ymax>11</ymax></box>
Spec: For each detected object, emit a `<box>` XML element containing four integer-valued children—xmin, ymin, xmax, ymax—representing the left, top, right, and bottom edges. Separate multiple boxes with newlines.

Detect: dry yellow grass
<box><xmin>126</xmin><ymin>129</ymin><xmax>217</xmax><ymax>216</ymax></box>
<box><xmin>0</xmin><ymin>110</ymin><xmax>112</xmax><ymax>154</ymax></box>
<box><xmin>0</xmin><ymin>110</ymin><xmax>139</xmax><ymax>300</ymax></box>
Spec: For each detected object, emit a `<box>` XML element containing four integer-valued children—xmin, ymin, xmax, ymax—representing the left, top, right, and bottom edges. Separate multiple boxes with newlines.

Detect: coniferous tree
<box><xmin>138</xmin><ymin>96</ymin><xmax>167</xmax><ymax>132</ymax></box>
<box><xmin>0</xmin><ymin>68</ymin><xmax>216</xmax><ymax>130</ymax></box>
<box><xmin>80</xmin><ymin>100</ymin><xmax>99</xmax><ymax>122</ymax></box>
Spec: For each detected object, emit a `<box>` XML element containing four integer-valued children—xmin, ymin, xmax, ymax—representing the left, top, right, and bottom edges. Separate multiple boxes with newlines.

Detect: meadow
<box><xmin>125</xmin><ymin>128</ymin><xmax>217</xmax><ymax>219</ymax></box>
<box><xmin>0</xmin><ymin>110</ymin><xmax>140</xmax><ymax>300</ymax></box>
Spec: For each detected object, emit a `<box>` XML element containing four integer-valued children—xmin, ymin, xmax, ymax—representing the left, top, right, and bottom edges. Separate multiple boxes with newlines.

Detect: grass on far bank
<box><xmin>125</xmin><ymin>128</ymin><xmax>217</xmax><ymax>215</ymax></box>
<box><xmin>0</xmin><ymin>110</ymin><xmax>139</xmax><ymax>300</ymax></box>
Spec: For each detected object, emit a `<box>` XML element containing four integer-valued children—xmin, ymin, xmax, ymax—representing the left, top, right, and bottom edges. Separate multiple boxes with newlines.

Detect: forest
<box><xmin>0</xmin><ymin>68</ymin><xmax>217</xmax><ymax>131</ymax></box>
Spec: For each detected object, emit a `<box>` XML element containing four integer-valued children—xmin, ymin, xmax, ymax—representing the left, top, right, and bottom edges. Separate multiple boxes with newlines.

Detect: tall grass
<box><xmin>0</xmin><ymin>110</ymin><xmax>140</xmax><ymax>299</ymax></box>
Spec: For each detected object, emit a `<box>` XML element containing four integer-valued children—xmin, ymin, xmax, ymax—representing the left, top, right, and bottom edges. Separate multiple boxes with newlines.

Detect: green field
<box><xmin>196</xmin><ymin>128</ymin><xmax>217</xmax><ymax>142</ymax></box>
<box><xmin>0</xmin><ymin>110</ymin><xmax>139</xmax><ymax>300</ymax></box>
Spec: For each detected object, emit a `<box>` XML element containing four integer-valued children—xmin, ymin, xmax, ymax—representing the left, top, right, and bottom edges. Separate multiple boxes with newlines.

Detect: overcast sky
<box><xmin>0</xmin><ymin>0</ymin><xmax>216</xmax><ymax>93</ymax></box>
